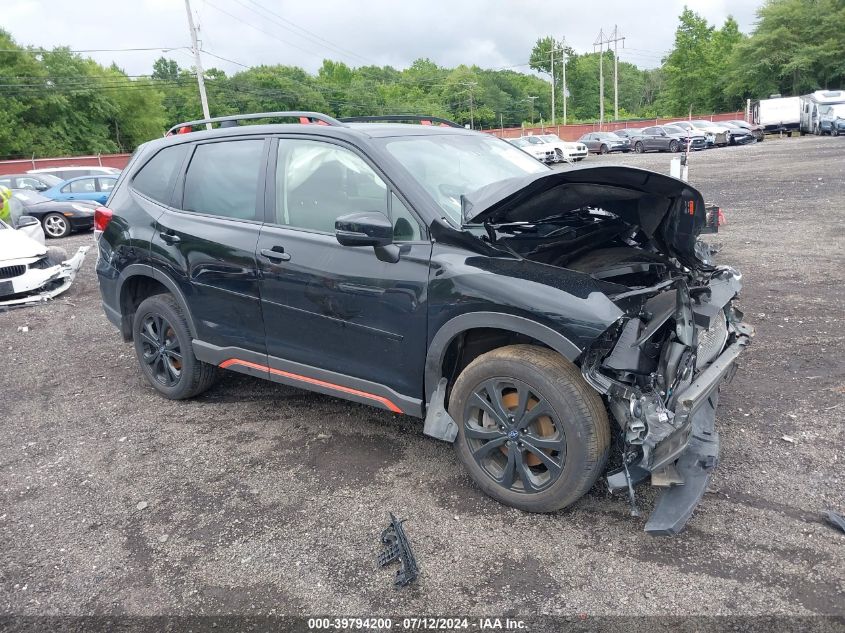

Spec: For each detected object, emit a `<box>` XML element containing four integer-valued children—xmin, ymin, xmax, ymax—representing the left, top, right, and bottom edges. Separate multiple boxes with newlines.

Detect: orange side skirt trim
<box><xmin>219</xmin><ymin>358</ymin><xmax>403</xmax><ymax>414</ymax></box>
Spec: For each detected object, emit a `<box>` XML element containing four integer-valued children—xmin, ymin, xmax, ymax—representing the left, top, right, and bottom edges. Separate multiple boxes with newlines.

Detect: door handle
<box><xmin>159</xmin><ymin>231</ymin><xmax>181</xmax><ymax>244</ymax></box>
<box><xmin>261</xmin><ymin>247</ymin><xmax>291</xmax><ymax>262</ymax></box>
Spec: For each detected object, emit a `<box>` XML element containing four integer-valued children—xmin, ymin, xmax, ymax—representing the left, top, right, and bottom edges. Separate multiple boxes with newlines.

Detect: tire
<box><xmin>669</xmin><ymin>140</ymin><xmax>679</xmax><ymax>153</ymax></box>
<box><xmin>634</xmin><ymin>141</ymin><xmax>644</xmax><ymax>154</ymax></box>
<box><xmin>132</xmin><ymin>294</ymin><xmax>217</xmax><ymax>400</ymax></box>
<box><xmin>599</xmin><ymin>144</ymin><xmax>609</xmax><ymax>155</ymax></box>
<box><xmin>449</xmin><ymin>345</ymin><xmax>610</xmax><ymax>513</ymax></box>
<box><xmin>42</xmin><ymin>213</ymin><xmax>70</xmax><ymax>238</ymax></box>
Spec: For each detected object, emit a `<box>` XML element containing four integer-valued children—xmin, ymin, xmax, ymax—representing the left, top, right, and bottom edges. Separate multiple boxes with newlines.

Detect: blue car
<box><xmin>42</xmin><ymin>175</ymin><xmax>118</xmax><ymax>205</ymax></box>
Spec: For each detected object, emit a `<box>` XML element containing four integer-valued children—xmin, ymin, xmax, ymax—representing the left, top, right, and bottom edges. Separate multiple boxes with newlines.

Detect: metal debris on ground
<box><xmin>377</xmin><ymin>512</ymin><xmax>418</xmax><ymax>588</ymax></box>
<box><xmin>822</xmin><ymin>510</ymin><xmax>845</xmax><ymax>534</ymax></box>
<box><xmin>781</xmin><ymin>435</ymin><xmax>796</xmax><ymax>444</ymax></box>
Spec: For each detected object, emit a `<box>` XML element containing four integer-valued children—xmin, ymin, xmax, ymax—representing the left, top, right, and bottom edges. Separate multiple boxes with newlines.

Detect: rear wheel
<box><xmin>132</xmin><ymin>294</ymin><xmax>217</xmax><ymax>399</ymax></box>
<box><xmin>42</xmin><ymin>213</ymin><xmax>70</xmax><ymax>238</ymax></box>
<box><xmin>449</xmin><ymin>345</ymin><xmax>610</xmax><ymax>513</ymax></box>
<box><xmin>599</xmin><ymin>144</ymin><xmax>609</xmax><ymax>155</ymax></box>
<box><xmin>634</xmin><ymin>141</ymin><xmax>644</xmax><ymax>154</ymax></box>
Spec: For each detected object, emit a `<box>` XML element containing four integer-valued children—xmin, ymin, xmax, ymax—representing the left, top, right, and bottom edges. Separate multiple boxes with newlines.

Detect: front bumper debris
<box><xmin>0</xmin><ymin>246</ymin><xmax>89</xmax><ymax>308</ymax></box>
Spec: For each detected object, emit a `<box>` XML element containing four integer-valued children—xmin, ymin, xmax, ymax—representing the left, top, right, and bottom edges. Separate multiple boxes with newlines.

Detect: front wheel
<box><xmin>449</xmin><ymin>345</ymin><xmax>610</xmax><ymax>513</ymax></box>
<box><xmin>42</xmin><ymin>213</ymin><xmax>71</xmax><ymax>238</ymax></box>
<box><xmin>669</xmin><ymin>140</ymin><xmax>680</xmax><ymax>153</ymax></box>
<box><xmin>132</xmin><ymin>294</ymin><xmax>217</xmax><ymax>399</ymax></box>
<box><xmin>599</xmin><ymin>144</ymin><xmax>609</xmax><ymax>155</ymax></box>
<box><xmin>634</xmin><ymin>141</ymin><xmax>644</xmax><ymax>154</ymax></box>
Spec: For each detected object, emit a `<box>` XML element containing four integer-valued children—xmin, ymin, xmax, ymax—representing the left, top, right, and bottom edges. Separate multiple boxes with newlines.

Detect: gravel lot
<box><xmin>1</xmin><ymin>135</ymin><xmax>843</xmax><ymax>621</ymax></box>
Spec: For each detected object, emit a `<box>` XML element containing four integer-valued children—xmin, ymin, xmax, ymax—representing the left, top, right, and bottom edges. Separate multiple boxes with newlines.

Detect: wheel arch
<box><xmin>424</xmin><ymin>312</ymin><xmax>582</xmax><ymax>404</ymax></box>
<box><xmin>116</xmin><ymin>265</ymin><xmax>196</xmax><ymax>341</ymax></box>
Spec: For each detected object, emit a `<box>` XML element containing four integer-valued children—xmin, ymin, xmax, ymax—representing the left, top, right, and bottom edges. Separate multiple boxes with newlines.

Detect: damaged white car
<box><xmin>0</xmin><ymin>217</ymin><xmax>88</xmax><ymax>307</ymax></box>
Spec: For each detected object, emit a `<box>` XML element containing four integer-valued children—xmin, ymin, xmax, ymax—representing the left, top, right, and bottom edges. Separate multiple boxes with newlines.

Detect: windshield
<box><xmin>827</xmin><ymin>104</ymin><xmax>845</xmax><ymax>117</ymax></box>
<box><xmin>382</xmin><ymin>134</ymin><xmax>548</xmax><ymax>224</ymax></box>
<box><xmin>539</xmin><ymin>134</ymin><xmax>561</xmax><ymax>142</ymax></box>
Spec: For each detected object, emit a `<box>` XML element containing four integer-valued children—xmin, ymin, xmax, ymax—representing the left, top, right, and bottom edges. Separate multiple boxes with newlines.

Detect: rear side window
<box><xmin>68</xmin><ymin>178</ymin><xmax>97</xmax><ymax>193</ymax></box>
<box><xmin>132</xmin><ymin>144</ymin><xmax>190</xmax><ymax>204</ymax></box>
<box><xmin>183</xmin><ymin>140</ymin><xmax>264</xmax><ymax>220</ymax></box>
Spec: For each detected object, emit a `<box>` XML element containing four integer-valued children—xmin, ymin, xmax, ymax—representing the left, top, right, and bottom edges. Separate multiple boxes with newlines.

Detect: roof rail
<box><xmin>166</xmin><ymin>111</ymin><xmax>345</xmax><ymax>136</ymax></box>
<box><xmin>338</xmin><ymin>115</ymin><xmax>464</xmax><ymax>128</ymax></box>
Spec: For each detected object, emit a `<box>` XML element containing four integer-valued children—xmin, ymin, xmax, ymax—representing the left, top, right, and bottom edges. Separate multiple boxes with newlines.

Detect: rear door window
<box><xmin>132</xmin><ymin>143</ymin><xmax>191</xmax><ymax>205</ymax></box>
<box><xmin>182</xmin><ymin>139</ymin><xmax>264</xmax><ymax>221</ymax></box>
<box><xmin>68</xmin><ymin>178</ymin><xmax>97</xmax><ymax>193</ymax></box>
<box><xmin>97</xmin><ymin>177</ymin><xmax>116</xmax><ymax>193</ymax></box>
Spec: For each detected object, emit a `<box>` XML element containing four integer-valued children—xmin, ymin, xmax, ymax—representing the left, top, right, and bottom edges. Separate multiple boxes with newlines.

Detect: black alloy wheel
<box><xmin>669</xmin><ymin>140</ymin><xmax>680</xmax><ymax>153</ymax></box>
<box><xmin>634</xmin><ymin>141</ymin><xmax>644</xmax><ymax>154</ymax></box>
<box><xmin>599</xmin><ymin>144</ymin><xmax>609</xmax><ymax>154</ymax></box>
<box><xmin>138</xmin><ymin>313</ymin><xmax>183</xmax><ymax>387</ymax></box>
<box><xmin>463</xmin><ymin>377</ymin><xmax>566</xmax><ymax>494</ymax></box>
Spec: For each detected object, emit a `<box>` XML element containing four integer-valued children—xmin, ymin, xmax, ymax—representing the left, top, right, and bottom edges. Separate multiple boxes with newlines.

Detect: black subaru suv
<box><xmin>95</xmin><ymin>111</ymin><xmax>752</xmax><ymax>535</ymax></box>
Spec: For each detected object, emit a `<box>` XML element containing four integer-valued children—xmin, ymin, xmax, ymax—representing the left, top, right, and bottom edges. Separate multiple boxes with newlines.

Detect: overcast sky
<box><xmin>5</xmin><ymin>0</ymin><xmax>762</xmax><ymax>77</ymax></box>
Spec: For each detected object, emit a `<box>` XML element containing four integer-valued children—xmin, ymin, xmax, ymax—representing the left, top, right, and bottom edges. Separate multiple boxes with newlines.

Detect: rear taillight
<box><xmin>94</xmin><ymin>206</ymin><xmax>113</xmax><ymax>232</ymax></box>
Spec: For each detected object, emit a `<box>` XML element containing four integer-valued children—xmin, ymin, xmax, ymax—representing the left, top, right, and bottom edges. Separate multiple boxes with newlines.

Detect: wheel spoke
<box><xmin>140</xmin><ymin>332</ymin><xmax>158</xmax><ymax>348</ymax></box>
<box><xmin>470</xmin><ymin>390</ymin><xmax>508</xmax><ymax>428</ymax></box>
<box><xmin>471</xmin><ymin>435</ymin><xmax>508</xmax><ymax>460</ymax></box>
<box><xmin>464</xmin><ymin>424</ymin><xmax>504</xmax><ymax>441</ymax></box>
<box><xmin>512</xmin><ymin>383</ymin><xmax>530</xmax><ymax>421</ymax></box>
<box><xmin>522</xmin><ymin>442</ymin><xmax>562</xmax><ymax>476</ymax></box>
<box><xmin>498</xmin><ymin>447</ymin><xmax>517</xmax><ymax>488</ymax></box>
<box><xmin>164</xmin><ymin>358</ymin><xmax>179</xmax><ymax>382</ymax></box>
<box><xmin>516</xmin><ymin>399</ymin><xmax>554</xmax><ymax>430</ymax></box>
<box><xmin>522</xmin><ymin>434</ymin><xmax>562</xmax><ymax>450</ymax></box>
<box><xmin>516</xmin><ymin>454</ymin><xmax>538</xmax><ymax>492</ymax></box>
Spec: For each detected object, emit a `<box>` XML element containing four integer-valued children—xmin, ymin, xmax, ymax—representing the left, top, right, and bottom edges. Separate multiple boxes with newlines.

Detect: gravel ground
<box><xmin>1</xmin><ymin>135</ymin><xmax>843</xmax><ymax>620</ymax></box>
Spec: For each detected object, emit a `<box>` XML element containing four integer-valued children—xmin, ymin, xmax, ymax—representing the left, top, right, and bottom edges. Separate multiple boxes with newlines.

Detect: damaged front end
<box><xmin>581</xmin><ymin>267</ymin><xmax>753</xmax><ymax>534</ymax></box>
<box><xmin>463</xmin><ymin>165</ymin><xmax>755</xmax><ymax>535</ymax></box>
<box><xmin>0</xmin><ymin>247</ymin><xmax>89</xmax><ymax>308</ymax></box>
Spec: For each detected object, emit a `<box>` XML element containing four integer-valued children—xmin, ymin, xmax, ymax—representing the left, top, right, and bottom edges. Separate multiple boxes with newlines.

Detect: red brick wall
<box><xmin>0</xmin><ymin>153</ymin><xmax>132</xmax><ymax>176</ymax></box>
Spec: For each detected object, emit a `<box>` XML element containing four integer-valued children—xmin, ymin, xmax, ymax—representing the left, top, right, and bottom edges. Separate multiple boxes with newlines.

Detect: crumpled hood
<box><xmin>0</xmin><ymin>229</ymin><xmax>47</xmax><ymax>262</ymax></box>
<box><xmin>461</xmin><ymin>165</ymin><xmax>710</xmax><ymax>270</ymax></box>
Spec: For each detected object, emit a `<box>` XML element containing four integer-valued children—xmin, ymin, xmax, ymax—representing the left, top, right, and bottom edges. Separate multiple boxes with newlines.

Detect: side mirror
<box><xmin>16</xmin><ymin>215</ymin><xmax>40</xmax><ymax>228</ymax></box>
<box><xmin>335</xmin><ymin>211</ymin><xmax>393</xmax><ymax>248</ymax></box>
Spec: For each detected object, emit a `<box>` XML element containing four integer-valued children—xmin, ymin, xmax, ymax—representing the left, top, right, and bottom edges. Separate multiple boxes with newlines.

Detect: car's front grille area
<box><xmin>0</xmin><ymin>264</ymin><xmax>26</xmax><ymax>280</ymax></box>
<box><xmin>696</xmin><ymin>312</ymin><xmax>728</xmax><ymax>368</ymax></box>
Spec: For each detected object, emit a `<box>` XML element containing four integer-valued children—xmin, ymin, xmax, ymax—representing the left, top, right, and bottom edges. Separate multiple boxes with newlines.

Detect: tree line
<box><xmin>0</xmin><ymin>0</ymin><xmax>842</xmax><ymax>159</ymax></box>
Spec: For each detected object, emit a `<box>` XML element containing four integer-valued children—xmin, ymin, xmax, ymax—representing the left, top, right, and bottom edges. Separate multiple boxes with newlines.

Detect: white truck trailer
<box><xmin>751</xmin><ymin>96</ymin><xmax>800</xmax><ymax>135</ymax></box>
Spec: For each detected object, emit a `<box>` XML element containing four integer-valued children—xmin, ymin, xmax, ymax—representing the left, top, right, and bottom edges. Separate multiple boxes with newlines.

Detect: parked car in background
<box><xmin>670</xmin><ymin>121</ymin><xmax>718</xmax><ymax>147</ymax></box>
<box><xmin>0</xmin><ymin>173</ymin><xmax>63</xmax><ymax>192</ymax></box>
<box><xmin>0</xmin><ymin>216</ymin><xmax>88</xmax><ymax>307</ymax></box>
<box><xmin>507</xmin><ymin>137</ymin><xmax>556</xmax><ymax>163</ymax></box>
<box><xmin>631</xmin><ymin>125</ymin><xmax>706</xmax><ymax>153</ymax></box>
<box><xmin>27</xmin><ymin>166</ymin><xmax>120</xmax><ymax>181</ymax></box>
<box><xmin>42</xmin><ymin>175</ymin><xmax>118</xmax><ymax>205</ymax></box>
<box><xmin>613</xmin><ymin>128</ymin><xmax>643</xmax><ymax>140</ymax></box>
<box><xmin>721</xmin><ymin>122</ymin><xmax>756</xmax><ymax>145</ymax></box>
<box><xmin>726</xmin><ymin>120</ymin><xmax>765</xmax><ymax>142</ymax></box>
<box><xmin>688</xmin><ymin>120</ymin><xmax>732</xmax><ymax>146</ymax></box>
<box><xmin>530</xmin><ymin>134</ymin><xmax>588</xmax><ymax>162</ymax></box>
<box><xmin>816</xmin><ymin>103</ymin><xmax>845</xmax><ymax>136</ymax></box>
<box><xmin>578</xmin><ymin>131</ymin><xmax>631</xmax><ymax>154</ymax></box>
<box><xmin>11</xmin><ymin>190</ymin><xmax>97</xmax><ymax>238</ymax></box>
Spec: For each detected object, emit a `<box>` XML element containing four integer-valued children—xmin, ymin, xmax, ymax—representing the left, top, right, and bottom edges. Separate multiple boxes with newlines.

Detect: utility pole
<box><xmin>562</xmin><ymin>49</ymin><xmax>568</xmax><ymax>125</ymax></box>
<box><xmin>594</xmin><ymin>29</ymin><xmax>605</xmax><ymax>127</ymax></box>
<box><xmin>462</xmin><ymin>81</ymin><xmax>478</xmax><ymax>129</ymax></box>
<box><xmin>549</xmin><ymin>45</ymin><xmax>565</xmax><ymax>126</ymax></box>
<box><xmin>607</xmin><ymin>25</ymin><xmax>625</xmax><ymax>121</ymax></box>
<box><xmin>183</xmin><ymin>0</ymin><xmax>211</xmax><ymax>129</ymax></box>
<box><xmin>526</xmin><ymin>96</ymin><xmax>538</xmax><ymax>126</ymax></box>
